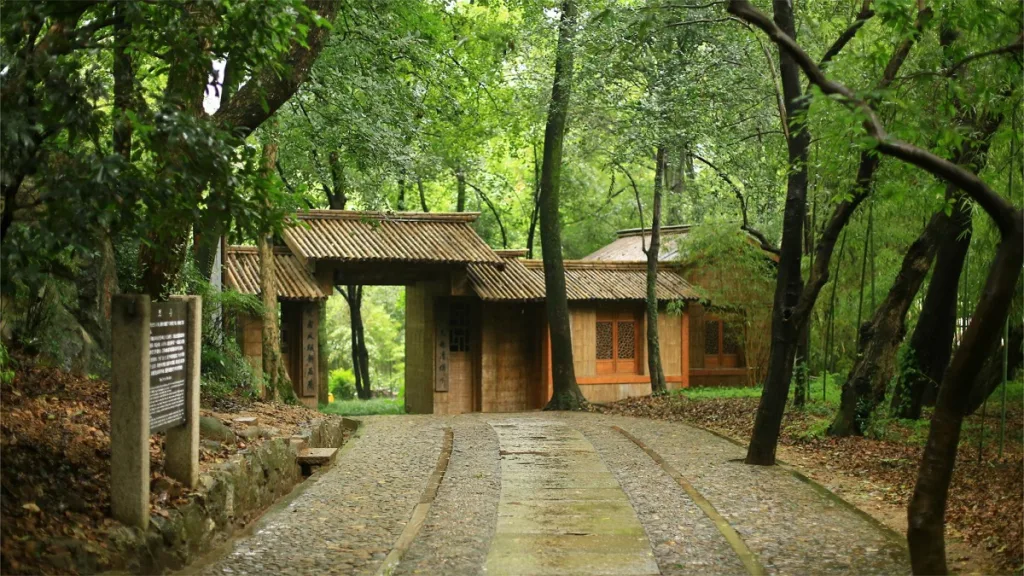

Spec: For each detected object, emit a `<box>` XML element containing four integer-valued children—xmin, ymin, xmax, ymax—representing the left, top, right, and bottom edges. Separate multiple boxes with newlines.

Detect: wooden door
<box><xmin>448</xmin><ymin>299</ymin><xmax>475</xmax><ymax>413</ymax></box>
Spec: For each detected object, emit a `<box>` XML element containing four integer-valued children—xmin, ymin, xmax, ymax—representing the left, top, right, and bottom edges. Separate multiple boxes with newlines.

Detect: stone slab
<box><xmin>297</xmin><ymin>447</ymin><xmax>337</xmax><ymax>466</ymax></box>
<box><xmin>484</xmin><ymin>419</ymin><xmax>658</xmax><ymax>576</ymax></box>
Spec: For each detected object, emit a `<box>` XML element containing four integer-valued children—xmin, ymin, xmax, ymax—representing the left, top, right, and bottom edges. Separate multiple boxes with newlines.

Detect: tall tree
<box><xmin>540</xmin><ymin>0</ymin><xmax>586</xmax><ymax>410</ymax></box>
<box><xmin>745</xmin><ymin>0</ymin><xmax>927</xmax><ymax>464</ymax></box>
<box><xmin>725</xmin><ymin>1</ymin><xmax>1023</xmax><ymax>570</ymax></box>
<box><xmin>645</xmin><ymin>146</ymin><xmax>668</xmax><ymax>394</ymax></box>
<box><xmin>743</xmin><ymin>0</ymin><xmax>811</xmax><ymax>465</ymax></box>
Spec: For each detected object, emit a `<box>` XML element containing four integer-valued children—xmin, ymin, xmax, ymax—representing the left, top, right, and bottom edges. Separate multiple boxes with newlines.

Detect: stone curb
<box><xmin>375</xmin><ymin>426</ymin><xmax>454</xmax><ymax>576</ymax></box>
<box><xmin>612</xmin><ymin>425</ymin><xmax>766</xmax><ymax>576</ymax></box>
<box><xmin>669</xmin><ymin>418</ymin><xmax>908</xmax><ymax>550</ymax></box>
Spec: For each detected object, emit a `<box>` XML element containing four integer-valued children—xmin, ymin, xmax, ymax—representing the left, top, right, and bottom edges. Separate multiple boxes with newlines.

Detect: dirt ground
<box><xmin>0</xmin><ymin>359</ymin><xmax>336</xmax><ymax>575</ymax></box>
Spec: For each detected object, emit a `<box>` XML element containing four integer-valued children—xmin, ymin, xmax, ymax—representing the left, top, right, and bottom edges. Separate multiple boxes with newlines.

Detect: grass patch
<box><xmin>320</xmin><ymin>397</ymin><xmax>405</xmax><ymax>416</ymax></box>
<box><xmin>672</xmin><ymin>385</ymin><xmax>763</xmax><ymax>400</ymax></box>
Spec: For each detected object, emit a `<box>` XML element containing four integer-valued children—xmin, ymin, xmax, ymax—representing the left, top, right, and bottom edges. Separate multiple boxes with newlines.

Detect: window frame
<box><xmin>704</xmin><ymin>316</ymin><xmax>741</xmax><ymax>369</ymax></box>
<box><xmin>595</xmin><ymin>308</ymin><xmax>642</xmax><ymax>375</ymax></box>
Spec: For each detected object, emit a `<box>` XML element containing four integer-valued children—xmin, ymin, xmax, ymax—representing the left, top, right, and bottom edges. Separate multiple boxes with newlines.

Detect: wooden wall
<box><xmin>405</xmin><ymin>280</ymin><xmax>444</xmax><ymax>414</ymax></box>
<box><xmin>564</xmin><ymin>303</ymin><xmax>691</xmax><ymax>403</ymax></box>
<box><xmin>480</xmin><ymin>302</ymin><xmax>542</xmax><ymax>412</ymax></box>
<box><xmin>569</xmin><ymin>305</ymin><xmax>597</xmax><ymax>378</ymax></box>
<box><xmin>579</xmin><ymin>382</ymin><xmax>652</xmax><ymax>403</ymax></box>
<box><xmin>688</xmin><ymin>302</ymin><xmax>705</xmax><ymax>370</ymax></box>
<box><xmin>642</xmin><ymin>308</ymin><xmax>682</xmax><ymax>377</ymax></box>
<box><xmin>239</xmin><ymin>313</ymin><xmax>263</xmax><ymax>376</ymax></box>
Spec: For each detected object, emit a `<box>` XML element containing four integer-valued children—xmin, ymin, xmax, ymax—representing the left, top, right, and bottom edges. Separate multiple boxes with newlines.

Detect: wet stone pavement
<box><xmin>189</xmin><ymin>413</ymin><xmax>910</xmax><ymax>576</ymax></box>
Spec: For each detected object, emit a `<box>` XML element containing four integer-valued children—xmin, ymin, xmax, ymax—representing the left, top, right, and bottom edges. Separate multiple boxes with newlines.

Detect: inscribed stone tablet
<box><xmin>149</xmin><ymin>301</ymin><xmax>188</xmax><ymax>433</ymax></box>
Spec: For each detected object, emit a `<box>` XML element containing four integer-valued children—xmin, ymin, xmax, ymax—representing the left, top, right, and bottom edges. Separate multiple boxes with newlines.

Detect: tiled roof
<box><xmin>582</xmin><ymin>225</ymin><xmax>692</xmax><ymax>262</ymax></box>
<box><xmin>224</xmin><ymin>246</ymin><xmax>327</xmax><ymax>301</ymax></box>
<box><xmin>470</xmin><ymin>257</ymin><xmax>699</xmax><ymax>302</ymax></box>
<box><xmin>468</xmin><ymin>257</ymin><xmax>546</xmax><ymax>301</ymax></box>
<box><xmin>523</xmin><ymin>260</ymin><xmax>698</xmax><ymax>301</ymax></box>
<box><xmin>281</xmin><ymin>210</ymin><xmax>501</xmax><ymax>264</ymax></box>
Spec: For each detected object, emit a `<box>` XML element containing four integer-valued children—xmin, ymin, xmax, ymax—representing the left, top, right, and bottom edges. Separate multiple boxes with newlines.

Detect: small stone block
<box><xmin>233</xmin><ymin>417</ymin><xmax>257</xmax><ymax>425</ymax></box>
<box><xmin>288</xmin><ymin>436</ymin><xmax>308</xmax><ymax>452</ymax></box>
<box><xmin>297</xmin><ymin>448</ymin><xmax>337</xmax><ymax>466</ymax></box>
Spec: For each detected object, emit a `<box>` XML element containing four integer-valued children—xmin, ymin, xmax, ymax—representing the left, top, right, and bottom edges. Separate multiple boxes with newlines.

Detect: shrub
<box><xmin>329</xmin><ymin>368</ymin><xmax>356</xmax><ymax>400</ymax></box>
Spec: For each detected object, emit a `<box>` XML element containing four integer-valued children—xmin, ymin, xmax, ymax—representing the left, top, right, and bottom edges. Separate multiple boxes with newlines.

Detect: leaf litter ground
<box><xmin>0</xmin><ymin>356</ymin><xmax>339</xmax><ymax>575</ymax></box>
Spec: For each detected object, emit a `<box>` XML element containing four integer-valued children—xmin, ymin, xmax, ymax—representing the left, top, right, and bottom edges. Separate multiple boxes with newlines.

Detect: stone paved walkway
<box><xmin>189</xmin><ymin>413</ymin><xmax>909</xmax><ymax>576</ymax></box>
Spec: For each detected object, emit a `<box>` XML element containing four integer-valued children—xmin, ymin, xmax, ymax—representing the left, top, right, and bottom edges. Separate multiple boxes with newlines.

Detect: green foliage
<box><xmin>320</xmin><ymin>397</ymin><xmax>405</xmax><ymax>416</ymax></box>
<box><xmin>0</xmin><ymin>342</ymin><xmax>15</xmax><ymax>385</ymax></box>
<box><xmin>200</xmin><ymin>337</ymin><xmax>263</xmax><ymax>402</ymax></box>
<box><xmin>672</xmin><ymin>386</ymin><xmax>763</xmax><ymax>400</ymax></box>
<box><xmin>329</xmin><ymin>368</ymin><xmax>356</xmax><ymax>400</ymax></box>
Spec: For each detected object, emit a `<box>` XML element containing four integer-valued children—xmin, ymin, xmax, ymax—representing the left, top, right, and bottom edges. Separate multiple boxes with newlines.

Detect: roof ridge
<box><xmin>294</xmin><ymin>210</ymin><xmax>481</xmax><ymax>223</ymax></box>
<box><xmin>615</xmin><ymin>224</ymin><xmax>692</xmax><ymax>238</ymax></box>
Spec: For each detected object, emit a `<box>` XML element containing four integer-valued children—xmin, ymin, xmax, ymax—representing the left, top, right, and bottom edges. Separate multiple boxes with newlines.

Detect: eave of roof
<box><xmin>224</xmin><ymin>246</ymin><xmax>327</xmax><ymax>301</ymax></box>
<box><xmin>281</xmin><ymin>210</ymin><xmax>501</xmax><ymax>265</ymax></box>
<box><xmin>480</xmin><ymin>260</ymin><xmax>700</xmax><ymax>302</ymax></box>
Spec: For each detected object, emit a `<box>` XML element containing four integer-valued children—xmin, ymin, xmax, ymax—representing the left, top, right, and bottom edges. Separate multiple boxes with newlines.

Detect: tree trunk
<box><xmin>397</xmin><ymin>175</ymin><xmax>406</xmax><ymax>211</ymax></box>
<box><xmin>540</xmin><ymin>0</ymin><xmax>586</xmax><ymax>411</ymax></box>
<box><xmin>258</xmin><ymin>142</ymin><xmax>290</xmax><ymax>401</ymax></box>
<box><xmin>829</xmin><ymin>212</ymin><xmax>942</xmax><ymax>436</ymax></box>
<box><xmin>647</xmin><ymin>146</ymin><xmax>668</xmax><ymax>395</ymax></box>
<box><xmin>964</xmin><ymin>319</ymin><xmax>1022</xmax><ymax>416</ymax></box>
<box><xmin>455</xmin><ymin>167</ymin><xmax>467</xmax><ymax>212</ymax></box>
<box><xmin>793</xmin><ymin>323</ymin><xmax>809</xmax><ymax>407</ymax></box>
<box><xmin>347</xmin><ymin>285</ymin><xmax>371</xmax><ymax>399</ymax></box>
<box><xmin>665</xmin><ymin>143</ymin><xmax>690</xmax><ymax>224</ymax></box>
<box><xmin>526</xmin><ymin>142</ymin><xmax>542</xmax><ymax>259</ymax></box>
<box><xmin>891</xmin><ymin>114</ymin><xmax>1001</xmax><ymax>418</ymax></box>
<box><xmin>908</xmin><ymin>213</ymin><xmax>1024</xmax><ymax>575</ymax></box>
<box><xmin>417</xmin><ymin>177</ymin><xmax>429</xmax><ymax>212</ymax></box>
<box><xmin>744</xmin><ymin>0</ymin><xmax>810</xmax><ymax>466</ymax></box>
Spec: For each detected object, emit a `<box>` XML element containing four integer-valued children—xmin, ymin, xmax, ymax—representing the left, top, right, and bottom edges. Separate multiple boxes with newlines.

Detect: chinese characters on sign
<box><xmin>434</xmin><ymin>299</ymin><xmax>450</xmax><ymax>392</ymax></box>
<box><xmin>301</xmin><ymin>304</ymin><xmax>318</xmax><ymax>397</ymax></box>
<box><xmin>149</xmin><ymin>301</ymin><xmax>188</xmax><ymax>433</ymax></box>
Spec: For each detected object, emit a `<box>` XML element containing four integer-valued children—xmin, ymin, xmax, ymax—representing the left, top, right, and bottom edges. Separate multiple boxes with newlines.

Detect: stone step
<box><xmin>297</xmin><ymin>447</ymin><xmax>338</xmax><ymax>467</ymax></box>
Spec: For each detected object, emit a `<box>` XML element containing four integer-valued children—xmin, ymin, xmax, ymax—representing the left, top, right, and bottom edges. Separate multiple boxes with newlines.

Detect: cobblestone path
<box><xmin>191</xmin><ymin>413</ymin><xmax>909</xmax><ymax>576</ymax></box>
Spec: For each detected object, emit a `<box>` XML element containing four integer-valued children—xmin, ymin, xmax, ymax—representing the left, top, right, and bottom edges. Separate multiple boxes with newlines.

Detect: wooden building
<box><xmin>224</xmin><ymin>211</ymin><xmax>755</xmax><ymax>415</ymax></box>
<box><xmin>584</xmin><ymin>225</ymin><xmax>770</xmax><ymax>387</ymax></box>
<box><xmin>223</xmin><ymin>245</ymin><xmax>329</xmax><ymax>408</ymax></box>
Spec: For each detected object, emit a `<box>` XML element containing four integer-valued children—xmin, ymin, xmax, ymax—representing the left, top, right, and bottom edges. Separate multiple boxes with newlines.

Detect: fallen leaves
<box><xmin>0</xmin><ymin>353</ymin><xmax>329</xmax><ymax>575</ymax></box>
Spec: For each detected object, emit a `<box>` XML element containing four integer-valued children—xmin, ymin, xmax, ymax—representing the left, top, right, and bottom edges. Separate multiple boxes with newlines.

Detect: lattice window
<box><xmin>596</xmin><ymin>321</ymin><xmax>613</xmax><ymax>359</ymax></box>
<box><xmin>722</xmin><ymin>321</ymin><xmax>741</xmax><ymax>354</ymax></box>
<box><xmin>705</xmin><ymin>320</ymin><xmax>720</xmax><ymax>355</ymax></box>
<box><xmin>617</xmin><ymin>321</ymin><xmax>635</xmax><ymax>359</ymax></box>
<box><xmin>449</xmin><ymin>301</ymin><xmax>470</xmax><ymax>352</ymax></box>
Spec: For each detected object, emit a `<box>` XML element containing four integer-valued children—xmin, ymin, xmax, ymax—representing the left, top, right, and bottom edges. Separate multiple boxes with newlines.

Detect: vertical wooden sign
<box><xmin>301</xmin><ymin>303</ymin><xmax>318</xmax><ymax>397</ymax></box>
<box><xmin>434</xmin><ymin>298</ymin><xmax>450</xmax><ymax>392</ymax></box>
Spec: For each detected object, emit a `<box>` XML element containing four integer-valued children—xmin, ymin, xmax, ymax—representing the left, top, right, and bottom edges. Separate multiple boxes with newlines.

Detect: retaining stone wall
<box><xmin>104</xmin><ymin>417</ymin><xmax>347</xmax><ymax>575</ymax></box>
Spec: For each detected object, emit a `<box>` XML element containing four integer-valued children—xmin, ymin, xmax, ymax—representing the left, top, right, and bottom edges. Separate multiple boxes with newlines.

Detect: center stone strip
<box><xmin>484</xmin><ymin>419</ymin><xmax>659</xmax><ymax>576</ymax></box>
<box><xmin>376</xmin><ymin>427</ymin><xmax>453</xmax><ymax>576</ymax></box>
<box><xmin>612</xmin><ymin>425</ymin><xmax>766</xmax><ymax>576</ymax></box>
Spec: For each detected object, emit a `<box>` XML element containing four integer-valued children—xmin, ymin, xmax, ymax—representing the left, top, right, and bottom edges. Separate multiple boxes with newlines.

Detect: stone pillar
<box><xmin>165</xmin><ymin>295</ymin><xmax>201</xmax><ymax>488</ymax></box>
<box><xmin>110</xmin><ymin>294</ymin><xmax>150</xmax><ymax>529</ymax></box>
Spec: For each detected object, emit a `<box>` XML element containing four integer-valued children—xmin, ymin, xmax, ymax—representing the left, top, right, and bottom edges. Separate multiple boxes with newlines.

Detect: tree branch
<box><xmin>212</xmin><ymin>0</ymin><xmax>339</xmax><ymax>138</ymax></box>
<box><xmin>615</xmin><ymin>162</ymin><xmax>648</xmax><ymax>254</ymax></box>
<box><xmin>690</xmin><ymin>153</ymin><xmax>780</xmax><ymax>255</ymax></box>
<box><xmin>726</xmin><ymin>0</ymin><xmax>1017</xmax><ymax>238</ymax></box>
<box><xmin>465</xmin><ymin>180</ymin><xmax>508</xmax><ymax>248</ymax></box>
<box><xmin>945</xmin><ymin>34</ymin><xmax>1024</xmax><ymax>77</ymax></box>
<box><xmin>817</xmin><ymin>1</ymin><xmax>875</xmax><ymax>70</ymax></box>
